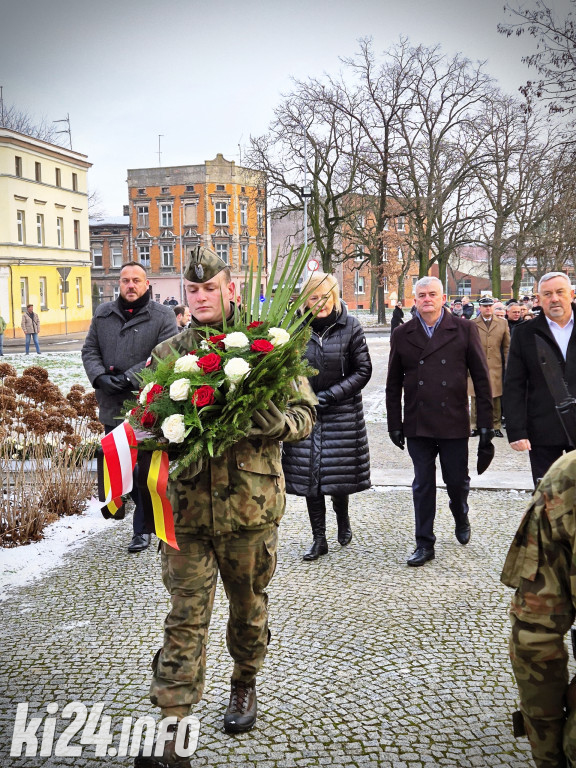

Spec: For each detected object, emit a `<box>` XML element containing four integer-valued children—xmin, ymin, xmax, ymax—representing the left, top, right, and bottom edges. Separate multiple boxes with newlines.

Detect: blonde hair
<box><xmin>301</xmin><ymin>272</ymin><xmax>341</xmax><ymax>312</ymax></box>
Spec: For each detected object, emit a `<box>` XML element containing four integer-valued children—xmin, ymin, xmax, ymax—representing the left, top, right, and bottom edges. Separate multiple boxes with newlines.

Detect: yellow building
<box><xmin>0</xmin><ymin>128</ymin><xmax>92</xmax><ymax>337</ymax></box>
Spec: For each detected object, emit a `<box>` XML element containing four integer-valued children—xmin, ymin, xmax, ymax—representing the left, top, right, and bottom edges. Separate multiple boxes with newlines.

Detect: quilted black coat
<box><xmin>282</xmin><ymin>303</ymin><xmax>372</xmax><ymax>496</ymax></box>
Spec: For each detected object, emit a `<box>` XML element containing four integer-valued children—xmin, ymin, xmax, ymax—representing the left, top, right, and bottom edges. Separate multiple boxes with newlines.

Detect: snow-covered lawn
<box><xmin>1</xmin><ymin>350</ymin><xmax>91</xmax><ymax>391</ymax></box>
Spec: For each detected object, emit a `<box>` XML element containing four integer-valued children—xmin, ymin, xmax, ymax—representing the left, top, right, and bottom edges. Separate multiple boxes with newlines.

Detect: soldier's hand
<box><xmin>478</xmin><ymin>428</ymin><xmax>494</xmax><ymax>448</ymax></box>
<box><xmin>249</xmin><ymin>401</ymin><xmax>286</xmax><ymax>439</ymax></box>
<box><xmin>389</xmin><ymin>429</ymin><xmax>405</xmax><ymax>450</ymax></box>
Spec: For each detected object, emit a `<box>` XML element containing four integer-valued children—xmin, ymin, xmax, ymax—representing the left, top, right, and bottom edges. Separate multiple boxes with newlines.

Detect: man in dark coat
<box><xmin>390</xmin><ymin>302</ymin><xmax>405</xmax><ymax>333</ymax></box>
<box><xmin>82</xmin><ymin>262</ymin><xmax>178</xmax><ymax>552</ymax></box>
<box><xmin>386</xmin><ymin>276</ymin><xmax>493</xmax><ymax>566</ymax></box>
<box><xmin>503</xmin><ymin>271</ymin><xmax>576</xmax><ymax>486</ymax></box>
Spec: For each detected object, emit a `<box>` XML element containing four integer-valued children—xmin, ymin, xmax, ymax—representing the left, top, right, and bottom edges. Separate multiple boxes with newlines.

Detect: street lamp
<box><xmin>301</xmin><ymin>185</ymin><xmax>312</xmax><ymax>248</ymax></box>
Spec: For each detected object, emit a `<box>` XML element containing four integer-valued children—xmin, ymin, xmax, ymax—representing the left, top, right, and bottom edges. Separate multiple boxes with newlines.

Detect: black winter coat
<box><xmin>282</xmin><ymin>304</ymin><xmax>372</xmax><ymax>496</ymax></box>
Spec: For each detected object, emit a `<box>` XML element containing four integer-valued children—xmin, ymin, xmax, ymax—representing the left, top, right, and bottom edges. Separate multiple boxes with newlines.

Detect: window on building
<box><xmin>216</xmin><ymin>184</ymin><xmax>225</xmax><ymax>191</ymax></box>
<box><xmin>355</xmin><ymin>273</ymin><xmax>365</xmax><ymax>295</ymax></box>
<box><xmin>137</xmin><ymin>205</ymin><xmax>149</xmax><ymax>227</ymax></box>
<box><xmin>72</xmin><ymin>173</ymin><xmax>78</xmax><ymax>191</ymax></box>
<box><xmin>161</xmin><ymin>187</ymin><xmax>170</xmax><ymax>194</ymax></box>
<box><xmin>397</xmin><ymin>247</ymin><xmax>403</xmax><ymax>262</ymax></box>
<box><xmin>396</xmin><ymin>216</ymin><xmax>405</xmax><ymax>232</ymax></box>
<box><xmin>57</xmin><ymin>217</ymin><xmax>63</xmax><ymax>247</ymax></box>
<box><xmin>36</xmin><ymin>214</ymin><xmax>44</xmax><ymax>246</ymax></box>
<box><xmin>138</xmin><ymin>188</ymin><xmax>146</xmax><ymax>195</ymax></box>
<box><xmin>215</xmin><ymin>243</ymin><xmax>229</xmax><ymax>263</ymax></box>
<box><xmin>76</xmin><ymin>277</ymin><xmax>83</xmax><ymax>306</ymax></box>
<box><xmin>241</xmin><ymin>243</ymin><xmax>248</xmax><ymax>266</ymax></box>
<box><xmin>520</xmin><ymin>274</ymin><xmax>535</xmax><ymax>294</ymax></box>
<box><xmin>160</xmin><ymin>203</ymin><xmax>173</xmax><ymax>227</ymax></box>
<box><xmin>20</xmin><ymin>277</ymin><xmax>28</xmax><ymax>309</ymax></box>
<box><xmin>355</xmin><ymin>246</ymin><xmax>365</xmax><ymax>262</ymax></box>
<box><xmin>73</xmin><ymin>220</ymin><xmax>80</xmax><ymax>249</ymax></box>
<box><xmin>257</xmin><ymin>206</ymin><xmax>264</xmax><ymax>231</ymax></box>
<box><xmin>185</xmin><ymin>185</ymin><xmax>194</xmax><ymax>192</ymax></box>
<box><xmin>113</xmin><ymin>286</ymin><xmax>120</xmax><ymax>300</ymax></box>
<box><xmin>39</xmin><ymin>277</ymin><xmax>48</xmax><ymax>310</ymax></box>
<box><xmin>16</xmin><ymin>210</ymin><xmax>26</xmax><ymax>244</ymax></box>
<box><xmin>92</xmin><ymin>245</ymin><xmax>103</xmax><ymax>268</ymax></box>
<box><xmin>138</xmin><ymin>245</ymin><xmax>150</xmax><ymax>267</ymax></box>
<box><xmin>383</xmin><ymin>218</ymin><xmax>389</xmax><ymax>231</ymax></box>
<box><xmin>161</xmin><ymin>244</ymin><xmax>174</xmax><ymax>267</ymax></box>
<box><xmin>215</xmin><ymin>202</ymin><xmax>228</xmax><ymax>225</ymax></box>
<box><xmin>35</xmin><ymin>162</ymin><xmax>42</xmax><ymax>182</ymax></box>
<box><xmin>15</xmin><ymin>156</ymin><xmax>22</xmax><ymax>177</ymax></box>
<box><xmin>240</xmin><ymin>201</ymin><xmax>248</xmax><ymax>226</ymax></box>
<box><xmin>183</xmin><ymin>203</ymin><xmax>197</xmax><ymax>226</ymax></box>
<box><xmin>59</xmin><ymin>279</ymin><xmax>67</xmax><ymax>308</ymax></box>
<box><xmin>457</xmin><ymin>278</ymin><xmax>472</xmax><ymax>296</ymax></box>
<box><xmin>110</xmin><ymin>244</ymin><xmax>123</xmax><ymax>268</ymax></box>
<box><xmin>55</xmin><ymin>168</ymin><xmax>61</xmax><ymax>187</ymax></box>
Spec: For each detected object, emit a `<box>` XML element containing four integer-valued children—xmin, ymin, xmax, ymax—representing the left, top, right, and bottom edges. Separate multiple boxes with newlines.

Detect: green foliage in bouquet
<box><xmin>125</xmin><ymin>245</ymin><xmax>323</xmax><ymax>479</ymax></box>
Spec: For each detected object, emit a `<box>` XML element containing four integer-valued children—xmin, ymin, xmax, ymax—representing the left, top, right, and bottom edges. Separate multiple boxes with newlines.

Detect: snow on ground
<box><xmin>0</xmin><ymin>503</ymin><xmax>113</xmax><ymax>601</ymax></box>
<box><xmin>1</xmin><ymin>351</ymin><xmax>90</xmax><ymax>391</ymax></box>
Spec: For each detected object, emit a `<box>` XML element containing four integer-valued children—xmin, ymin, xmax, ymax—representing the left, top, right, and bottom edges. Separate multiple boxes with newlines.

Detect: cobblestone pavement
<box><xmin>0</xmin><ymin>335</ymin><xmax>554</xmax><ymax>767</ymax></box>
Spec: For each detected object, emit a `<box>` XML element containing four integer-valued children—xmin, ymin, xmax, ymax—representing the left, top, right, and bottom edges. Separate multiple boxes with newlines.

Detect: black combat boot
<box><xmin>332</xmin><ymin>495</ymin><xmax>352</xmax><ymax>546</ymax></box>
<box><xmin>223</xmin><ymin>678</ymin><xmax>257</xmax><ymax>733</ymax></box>
<box><xmin>303</xmin><ymin>496</ymin><xmax>328</xmax><ymax>561</ymax></box>
<box><xmin>134</xmin><ymin>720</ymin><xmax>195</xmax><ymax>767</ymax></box>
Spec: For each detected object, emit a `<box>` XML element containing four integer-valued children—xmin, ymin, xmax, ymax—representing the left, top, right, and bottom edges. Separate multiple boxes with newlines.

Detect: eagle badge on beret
<box><xmin>195</xmin><ymin>264</ymin><xmax>204</xmax><ymax>280</ymax></box>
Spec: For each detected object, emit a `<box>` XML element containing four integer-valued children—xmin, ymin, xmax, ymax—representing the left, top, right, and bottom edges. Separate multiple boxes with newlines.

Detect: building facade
<box><xmin>0</xmin><ymin>128</ymin><xmax>92</xmax><ymax>337</ymax></box>
<box><xmin>89</xmin><ymin>218</ymin><xmax>131</xmax><ymax>306</ymax></box>
<box><xmin>126</xmin><ymin>154</ymin><xmax>267</xmax><ymax>303</ymax></box>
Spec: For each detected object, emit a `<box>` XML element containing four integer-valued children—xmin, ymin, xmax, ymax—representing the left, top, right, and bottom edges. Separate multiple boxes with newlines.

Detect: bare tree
<box><xmin>0</xmin><ymin>100</ymin><xmax>62</xmax><ymax>144</ymax></box>
<box><xmin>499</xmin><ymin>0</ymin><xmax>576</xmax><ymax>113</ymax></box>
<box><xmin>391</xmin><ymin>46</ymin><xmax>494</xmax><ymax>284</ymax></box>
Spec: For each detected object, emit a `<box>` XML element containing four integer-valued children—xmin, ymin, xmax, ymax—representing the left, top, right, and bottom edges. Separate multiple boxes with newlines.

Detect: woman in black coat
<box><xmin>390</xmin><ymin>302</ymin><xmax>404</xmax><ymax>333</ymax></box>
<box><xmin>282</xmin><ymin>272</ymin><xmax>372</xmax><ymax>561</ymax></box>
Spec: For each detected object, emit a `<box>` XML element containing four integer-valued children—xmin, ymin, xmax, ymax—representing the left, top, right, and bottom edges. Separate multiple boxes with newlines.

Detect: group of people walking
<box><xmin>81</xmin><ymin>252</ymin><xmax>576</xmax><ymax>767</ymax></box>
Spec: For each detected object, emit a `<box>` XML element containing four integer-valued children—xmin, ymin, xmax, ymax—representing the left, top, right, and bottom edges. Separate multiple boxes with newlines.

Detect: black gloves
<box><xmin>478</xmin><ymin>428</ymin><xmax>494</xmax><ymax>448</ymax></box>
<box><xmin>249</xmin><ymin>401</ymin><xmax>286</xmax><ymax>439</ymax></box>
<box><xmin>316</xmin><ymin>390</ymin><xmax>337</xmax><ymax>411</ymax></box>
<box><xmin>389</xmin><ymin>429</ymin><xmax>405</xmax><ymax>450</ymax></box>
<box><xmin>95</xmin><ymin>374</ymin><xmax>134</xmax><ymax>396</ymax></box>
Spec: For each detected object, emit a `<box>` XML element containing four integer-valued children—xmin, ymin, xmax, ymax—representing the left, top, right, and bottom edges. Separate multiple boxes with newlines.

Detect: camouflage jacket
<box><xmin>501</xmin><ymin>451</ymin><xmax>576</xmax><ymax>767</ymax></box>
<box><xmin>151</xmin><ymin>325</ymin><xmax>316</xmax><ymax>536</ymax></box>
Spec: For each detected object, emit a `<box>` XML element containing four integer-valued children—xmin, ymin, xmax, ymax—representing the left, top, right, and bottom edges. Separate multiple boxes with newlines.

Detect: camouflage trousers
<box><xmin>149</xmin><ymin>525</ymin><xmax>278</xmax><ymax>710</ymax></box>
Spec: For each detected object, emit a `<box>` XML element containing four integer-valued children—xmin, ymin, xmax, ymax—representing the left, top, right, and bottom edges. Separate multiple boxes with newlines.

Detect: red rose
<box><xmin>197</xmin><ymin>353</ymin><xmax>222</xmax><ymax>373</ymax></box>
<box><xmin>146</xmin><ymin>384</ymin><xmax>164</xmax><ymax>404</ymax></box>
<box><xmin>130</xmin><ymin>407</ymin><xmax>139</xmax><ymax>416</ymax></box>
<box><xmin>192</xmin><ymin>385</ymin><xmax>216</xmax><ymax>407</ymax></box>
<box><xmin>141</xmin><ymin>409</ymin><xmax>156</xmax><ymax>427</ymax></box>
<box><xmin>208</xmin><ymin>334</ymin><xmax>226</xmax><ymax>349</ymax></box>
<box><xmin>247</xmin><ymin>321</ymin><xmax>264</xmax><ymax>329</ymax></box>
<box><xmin>251</xmin><ymin>339</ymin><xmax>274</xmax><ymax>355</ymax></box>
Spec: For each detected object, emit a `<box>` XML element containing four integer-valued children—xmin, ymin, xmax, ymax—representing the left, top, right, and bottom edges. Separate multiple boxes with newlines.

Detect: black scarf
<box><xmin>118</xmin><ymin>291</ymin><xmax>150</xmax><ymax>322</ymax></box>
<box><xmin>310</xmin><ymin>307</ymin><xmax>338</xmax><ymax>334</ymax></box>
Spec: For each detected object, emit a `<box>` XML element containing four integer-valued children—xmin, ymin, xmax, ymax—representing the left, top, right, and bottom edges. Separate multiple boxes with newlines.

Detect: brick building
<box><xmin>89</xmin><ymin>217</ymin><xmax>131</xmax><ymax>306</ymax></box>
<box><xmin>126</xmin><ymin>154</ymin><xmax>266</xmax><ymax>303</ymax></box>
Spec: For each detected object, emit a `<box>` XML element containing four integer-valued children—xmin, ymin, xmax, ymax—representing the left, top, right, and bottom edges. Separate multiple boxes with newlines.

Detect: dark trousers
<box><xmin>104</xmin><ymin>424</ymin><xmax>147</xmax><ymax>535</ymax></box>
<box><xmin>529</xmin><ymin>444</ymin><xmax>574</xmax><ymax>487</ymax></box>
<box><xmin>407</xmin><ymin>437</ymin><xmax>470</xmax><ymax>548</ymax></box>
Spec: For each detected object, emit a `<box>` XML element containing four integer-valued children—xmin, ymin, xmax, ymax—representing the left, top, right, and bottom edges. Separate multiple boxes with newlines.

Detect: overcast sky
<box><xmin>0</xmin><ymin>0</ymin><xmax>571</xmax><ymax>217</ymax></box>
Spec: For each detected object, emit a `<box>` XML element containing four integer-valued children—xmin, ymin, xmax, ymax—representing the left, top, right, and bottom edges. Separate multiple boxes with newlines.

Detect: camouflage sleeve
<box><xmin>281</xmin><ymin>376</ymin><xmax>317</xmax><ymax>444</ymax></box>
<box><xmin>503</xmin><ymin>454</ymin><xmax>576</xmax><ymax>767</ymax></box>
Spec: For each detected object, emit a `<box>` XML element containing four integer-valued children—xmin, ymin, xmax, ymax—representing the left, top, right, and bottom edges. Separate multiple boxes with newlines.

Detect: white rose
<box><xmin>139</xmin><ymin>382</ymin><xmax>154</xmax><ymax>405</ymax></box>
<box><xmin>224</xmin><ymin>331</ymin><xmax>249</xmax><ymax>349</ymax></box>
<box><xmin>174</xmin><ymin>354</ymin><xmax>200</xmax><ymax>373</ymax></box>
<box><xmin>200</xmin><ymin>340</ymin><xmax>210</xmax><ymax>350</ymax></box>
<box><xmin>268</xmin><ymin>327</ymin><xmax>290</xmax><ymax>347</ymax></box>
<box><xmin>223</xmin><ymin>357</ymin><xmax>251</xmax><ymax>383</ymax></box>
<box><xmin>169</xmin><ymin>378</ymin><xmax>191</xmax><ymax>401</ymax></box>
<box><xmin>161</xmin><ymin>414</ymin><xmax>186</xmax><ymax>443</ymax></box>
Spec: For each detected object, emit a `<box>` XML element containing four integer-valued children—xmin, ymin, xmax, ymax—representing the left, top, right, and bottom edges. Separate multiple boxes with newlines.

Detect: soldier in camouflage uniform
<box><xmin>501</xmin><ymin>450</ymin><xmax>576</xmax><ymax>767</ymax></box>
<box><xmin>135</xmin><ymin>247</ymin><xmax>316</xmax><ymax>768</ymax></box>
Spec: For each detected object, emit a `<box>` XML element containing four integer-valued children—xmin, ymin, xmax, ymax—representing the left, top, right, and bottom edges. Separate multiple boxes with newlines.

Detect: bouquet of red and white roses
<box><xmin>124</xmin><ymin>247</ymin><xmax>318</xmax><ymax>479</ymax></box>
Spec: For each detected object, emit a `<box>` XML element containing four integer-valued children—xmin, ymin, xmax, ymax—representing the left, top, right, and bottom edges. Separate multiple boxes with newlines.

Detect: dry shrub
<box><xmin>0</xmin><ymin>370</ymin><xmax>102</xmax><ymax>547</ymax></box>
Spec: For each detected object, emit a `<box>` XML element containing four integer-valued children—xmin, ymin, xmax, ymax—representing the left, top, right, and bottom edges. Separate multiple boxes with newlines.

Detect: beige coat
<box><xmin>468</xmin><ymin>314</ymin><xmax>510</xmax><ymax>397</ymax></box>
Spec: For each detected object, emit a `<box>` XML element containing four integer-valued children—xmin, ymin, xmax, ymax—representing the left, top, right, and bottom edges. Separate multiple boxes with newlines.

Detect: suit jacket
<box><xmin>503</xmin><ymin>308</ymin><xmax>576</xmax><ymax>445</ymax></box>
<box><xmin>386</xmin><ymin>310</ymin><xmax>493</xmax><ymax>439</ymax></box>
<box><xmin>468</xmin><ymin>315</ymin><xmax>510</xmax><ymax>398</ymax></box>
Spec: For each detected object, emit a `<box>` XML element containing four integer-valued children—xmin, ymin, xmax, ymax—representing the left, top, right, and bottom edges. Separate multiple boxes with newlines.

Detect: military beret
<box><xmin>183</xmin><ymin>246</ymin><xmax>227</xmax><ymax>283</ymax></box>
<box><xmin>478</xmin><ymin>296</ymin><xmax>494</xmax><ymax>306</ymax></box>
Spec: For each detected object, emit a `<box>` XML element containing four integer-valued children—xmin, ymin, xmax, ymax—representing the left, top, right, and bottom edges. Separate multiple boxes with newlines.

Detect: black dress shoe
<box><xmin>407</xmin><ymin>547</ymin><xmax>435</xmax><ymax>567</ymax></box>
<box><xmin>128</xmin><ymin>533</ymin><xmax>151</xmax><ymax>553</ymax></box>
<box><xmin>493</xmin><ymin>429</ymin><xmax>504</xmax><ymax>438</ymax></box>
<box><xmin>224</xmin><ymin>679</ymin><xmax>257</xmax><ymax>733</ymax></box>
<box><xmin>470</xmin><ymin>429</ymin><xmax>480</xmax><ymax>437</ymax></box>
<box><xmin>455</xmin><ymin>522</ymin><xmax>471</xmax><ymax>545</ymax></box>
